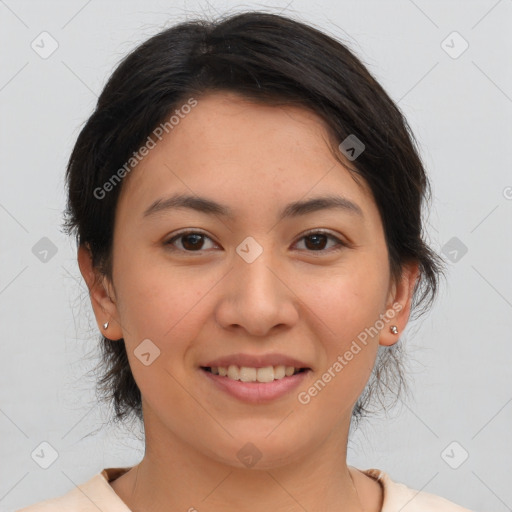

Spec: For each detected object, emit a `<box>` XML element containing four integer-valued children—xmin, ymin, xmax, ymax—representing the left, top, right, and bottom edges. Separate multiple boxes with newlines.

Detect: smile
<box><xmin>200</xmin><ymin>365</ymin><xmax>311</xmax><ymax>403</ymax></box>
<box><xmin>202</xmin><ymin>364</ymin><xmax>306</xmax><ymax>382</ymax></box>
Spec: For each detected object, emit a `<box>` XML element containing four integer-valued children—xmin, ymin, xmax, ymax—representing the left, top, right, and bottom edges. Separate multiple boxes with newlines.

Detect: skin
<box><xmin>79</xmin><ymin>91</ymin><xmax>419</xmax><ymax>512</ymax></box>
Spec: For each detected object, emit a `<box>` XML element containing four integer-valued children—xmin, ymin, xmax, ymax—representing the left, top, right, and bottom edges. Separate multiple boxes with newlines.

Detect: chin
<box><xmin>200</xmin><ymin>434</ymin><xmax>313</xmax><ymax>471</ymax></box>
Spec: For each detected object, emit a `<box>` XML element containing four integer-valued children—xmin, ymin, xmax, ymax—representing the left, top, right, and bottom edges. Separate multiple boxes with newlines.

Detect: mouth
<box><xmin>199</xmin><ymin>364</ymin><xmax>311</xmax><ymax>403</ymax></box>
<box><xmin>200</xmin><ymin>365</ymin><xmax>310</xmax><ymax>383</ymax></box>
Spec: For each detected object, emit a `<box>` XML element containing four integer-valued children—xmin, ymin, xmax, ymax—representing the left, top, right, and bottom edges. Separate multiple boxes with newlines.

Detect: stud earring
<box><xmin>103</xmin><ymin>321</ymin><xmax>109</xmax><ymax>329</ymax></box>
<box><xmin>390</xmin><ymin>325</ymin><xmax>398</xmax><ymax>334</ymax></box>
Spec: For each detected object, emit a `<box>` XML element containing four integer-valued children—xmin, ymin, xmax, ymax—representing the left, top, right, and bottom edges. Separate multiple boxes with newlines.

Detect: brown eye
<box><xmin>180</xmin><ymin>233</ymin><xmax>205</xmax><ymax>251</ymax></box>
<box><xmin>164</xmin><ymin>229</ymin><xmax>346</xmax><ymax>255</ymax></box>
<box><xmin>165</xmin><ymin>231</ymin><xmax>218</xmax><ymax>252</ymax></box>
<box><xmin>294</xmin><ymin>231</ymin><xmax>346</xmax><ymax>253</ymax></box>
<box><xmin>304</xmin><ymin>233</ymin><xmax>328</xmax><ymax>250</ymax></box>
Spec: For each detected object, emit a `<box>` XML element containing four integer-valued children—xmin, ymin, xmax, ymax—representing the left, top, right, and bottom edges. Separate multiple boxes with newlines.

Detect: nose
<box><xmin>214</xmin><ymin>244</ymin><xmax>299</xmax><ymax>337</ymax></box>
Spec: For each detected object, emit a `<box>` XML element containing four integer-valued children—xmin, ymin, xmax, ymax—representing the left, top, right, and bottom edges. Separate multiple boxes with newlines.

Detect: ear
<box><xmin>77</xmin><ymin>244</ymin><xmax>124</xmax><ymax>341</ymax></box>
<box><xmin>379</xmin><ymin>261</ymin><xmax>420</xmax><ymax>347</ymax></box>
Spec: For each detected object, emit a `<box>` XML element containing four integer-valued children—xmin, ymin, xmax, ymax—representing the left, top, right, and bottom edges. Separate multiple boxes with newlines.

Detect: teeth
<box><xmin>227</xmin><ymin>365</ymin><xmax>240</xmax><ymax>380</ymax></box>
<box><xmin>256</xmin><ymin>367</ymin><xmax>274</xmax><ymax>383</ymax></box>
<box><xmin>274</xmin><ymin>365</ymin><xmax>286</xmax><ymax>379</ymax></box>
<box><xmin>240</xmin><ymin>366</ymin><xmax>258</xmax><ymax>382</ymax></box>
<box><xmin>207</xmin><ymin>364</ymin><xmax>302</xmax><ymax>382</ymax></box>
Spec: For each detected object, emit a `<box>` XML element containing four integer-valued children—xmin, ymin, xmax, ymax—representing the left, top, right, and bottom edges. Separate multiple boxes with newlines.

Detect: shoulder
<box><xmin>361</xmin><ymin>468</ymin><xmax>474</xmax><ymax>512</ymax></box>
<box><xmin>16</xmin><ymin>468</ymin><xmax>132</xmax><ymax>512</ymax></box>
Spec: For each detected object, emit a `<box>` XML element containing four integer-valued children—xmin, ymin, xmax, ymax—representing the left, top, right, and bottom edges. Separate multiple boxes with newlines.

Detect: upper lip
<box><xmin>201</xmin><ymin>353</ymin><xmax>311</xmax><ymax>370</ymax></box>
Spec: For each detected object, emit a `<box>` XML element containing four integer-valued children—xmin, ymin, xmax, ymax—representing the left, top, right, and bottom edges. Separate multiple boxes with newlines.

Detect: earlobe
<box><xmin>379</xmin><ymin>261</ymin><xmax>420</xmax><ymax>347</ymax></box>
<box><xmin>77</xmin><ymin>244</ymin><xmax>124</xmax><ymax>341</ymax></box>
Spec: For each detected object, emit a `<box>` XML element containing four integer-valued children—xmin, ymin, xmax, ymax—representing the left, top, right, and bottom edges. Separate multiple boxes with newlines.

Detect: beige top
<box><xmin>17</xmin><ymin>466</ymin><xmax>473</xmax><ymax>511</ymax></box>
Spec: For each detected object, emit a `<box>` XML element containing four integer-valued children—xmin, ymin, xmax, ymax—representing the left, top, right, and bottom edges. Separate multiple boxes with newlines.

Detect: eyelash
<box><xmin>164</xmin><ymin>229</ymin><xmax>348</xmax><ymax>255</ymax></box>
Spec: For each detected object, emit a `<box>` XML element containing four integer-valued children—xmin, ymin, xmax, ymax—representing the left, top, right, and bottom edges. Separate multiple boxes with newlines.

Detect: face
<box><xmin>81</xmin><ymin>91</ymin><xmax>417</xmax><ymax>469</ymax></box>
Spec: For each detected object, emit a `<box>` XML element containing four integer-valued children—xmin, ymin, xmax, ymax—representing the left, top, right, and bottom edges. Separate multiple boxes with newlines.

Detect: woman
<box><xmin>19</xmin><ymin>10</ymin><xmax>474</xmax><ymax>512</ymax></box>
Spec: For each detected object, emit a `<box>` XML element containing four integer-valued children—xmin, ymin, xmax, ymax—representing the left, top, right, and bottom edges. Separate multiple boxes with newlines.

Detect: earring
<box><xmin>103</xmin><ymin>321</ymin><xmax>109</xmax><ymax>330</ymax></box>
<box><xmin>390</xmin><ymin>325</ymin><xmax>398</xmax><ymax>334</ymax></box>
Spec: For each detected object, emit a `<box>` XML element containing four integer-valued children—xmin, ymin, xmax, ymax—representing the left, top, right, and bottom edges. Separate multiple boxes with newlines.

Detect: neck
<box><xmin>110</xmin><ymin>409</ymin><xmax>379</xmax><ymax>512</ymax></box>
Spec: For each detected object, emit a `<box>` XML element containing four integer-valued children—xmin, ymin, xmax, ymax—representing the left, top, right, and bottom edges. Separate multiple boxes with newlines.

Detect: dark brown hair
<box><xmin>62</xmin><ymin>10</ymin><xmax>443</xmax><ymax>428</ymax></box>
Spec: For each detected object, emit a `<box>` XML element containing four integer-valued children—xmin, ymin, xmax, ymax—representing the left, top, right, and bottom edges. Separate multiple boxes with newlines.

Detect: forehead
<box><xmin>116</xmin><ymin>91</ymin><xmax>376</xmax><ymax>224</ymax></box>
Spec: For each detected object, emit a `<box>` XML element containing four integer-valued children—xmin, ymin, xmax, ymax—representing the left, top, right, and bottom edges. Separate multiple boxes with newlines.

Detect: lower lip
<box><xmin>200</xmin><ymin>368</ymin><xmax>310</xmax><ymax>404</ymax></box>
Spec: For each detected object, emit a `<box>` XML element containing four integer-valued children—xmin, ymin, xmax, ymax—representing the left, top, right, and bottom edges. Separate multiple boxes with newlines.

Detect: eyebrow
<box><xmin>142</xmin><ymin>193</ymin><xmax>364</xmax><ymax>221</ymax></box>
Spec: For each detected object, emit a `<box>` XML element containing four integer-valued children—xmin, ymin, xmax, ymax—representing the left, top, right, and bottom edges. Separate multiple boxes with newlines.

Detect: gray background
<box><xmin>1</xmin><ymin>0</ymin><xmax>511</xmax><ymax>510</ymax></box>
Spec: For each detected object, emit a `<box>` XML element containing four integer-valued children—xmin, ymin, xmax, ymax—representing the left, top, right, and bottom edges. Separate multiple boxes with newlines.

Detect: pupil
<box><xmin>305</xmin><ymin>234</ymin><xmax>326</xmax><ymax>250</ymax></box>
<box><xmin>183</xmin><ymin>234</ymin><xmax>203</xmax><ymax>250</ymax></box>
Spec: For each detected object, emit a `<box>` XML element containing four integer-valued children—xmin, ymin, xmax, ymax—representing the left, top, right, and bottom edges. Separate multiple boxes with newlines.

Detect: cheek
<box><xmin>113</xmin><ymin>259</ymin><xmax>213</xmax><ymax>413</ymax></box>
<box><xmin>113</xmin><ymin>249</ymin><xmax>214</xmax><ymax>348</ymax></box>
<box><xmin>296</xmin><ymin>254</ymin><xmax>388</xmax><ymax>406</ymax></box>
<box><xmin>307</xmin><ymin>252</ymin><xmax>389</xmax><ymax>339</ymax></box>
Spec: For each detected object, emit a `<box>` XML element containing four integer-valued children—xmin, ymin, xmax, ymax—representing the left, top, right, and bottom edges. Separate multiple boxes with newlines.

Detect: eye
<box><xmin>165</xmin><ymin>230</ymin><xmax>218</xmax><ymax>253</ymax></box>
<box><xmin>164</xmin><ymin>229</ymin><xmax>347</xmax><ymax>254</ymax></box>
<box><xmin>293</xmin><ymin>230</ymin><xmax>347</xmax><ymax>253</ymax></box>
